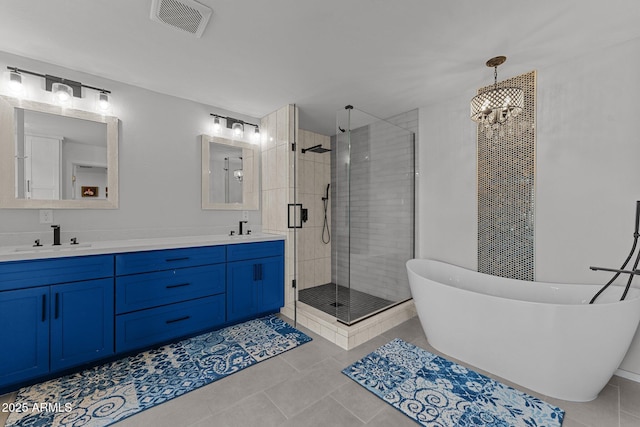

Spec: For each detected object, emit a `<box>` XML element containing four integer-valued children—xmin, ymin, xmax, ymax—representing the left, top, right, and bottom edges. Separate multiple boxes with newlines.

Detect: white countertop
<box><xmin>0</xmin><ymin>233</ymin><xmax>286</xmax><ymax>263</ymax></box>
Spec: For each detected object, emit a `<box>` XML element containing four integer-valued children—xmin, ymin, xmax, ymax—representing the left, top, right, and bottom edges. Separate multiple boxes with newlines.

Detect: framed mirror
<box><xmin>201</xmin><ymin>135</ymin><xmax>259</xmax><ymax>210</ymax></box>
<box><xmin>0</xmin><ymin>95</ymin><xmax>119</xmax><ymax>209</ymax></box>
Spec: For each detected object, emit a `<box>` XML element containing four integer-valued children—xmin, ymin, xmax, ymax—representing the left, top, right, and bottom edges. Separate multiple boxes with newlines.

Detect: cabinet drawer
<box><xmin>226</xmin><ymin>240</ymin><xmax>284</xmax><ymax>262</ymax></box>
<box><xmin>115</xmin><ymin>245</ymin><xmax>225</xmax><ymax>276</ymax></box>
<box><xmin>0</xmin><ymin>255</ymin><xmax>113</xmax><ymax>291</ymax></box>
<box><xmin>115</xmin><ymin>295</ymin><xmax>225</xmax><ymax>353</ymax></box>
<box><xmin>115</xmin><ymin>264</ymin><xmax>225</xmax><ymax>314</ymax></box>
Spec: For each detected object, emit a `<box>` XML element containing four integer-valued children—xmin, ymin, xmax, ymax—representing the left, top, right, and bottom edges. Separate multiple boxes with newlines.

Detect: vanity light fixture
<box><xmin>5</xmin><ymin>66</ymin><xmax>112</xmax><ymax>111</ymax></box>
<box><xmin>97</xmin><ymin>91</ymin><xmax>110</xmax><ymax>112</ymax></box>
<box><xmin>209</xmin><ymin>113</ymin><xmax>260</xmax><ymax>142</ymax></box>
<box><xmin>212</xmin><ymin>116</ymin><xmax>221</xmax><ymax>133</ymax></box>
<box><xmin>470</xmin><ymin>56</ymin><xmax>524</xmax><ymax>139</ymax></box>
<box><xmin>7</xmin><ymin>69</ymin><xmax>24</xmax><ymax>95</ymax></box>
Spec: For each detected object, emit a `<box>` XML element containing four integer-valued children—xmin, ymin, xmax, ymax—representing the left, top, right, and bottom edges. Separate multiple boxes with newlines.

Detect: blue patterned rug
<box><xmin>343</xmin><ymin>339</ymin><xmax>564</xmax><ymax>427</ymax></box>
<box><xmin>6</xmin><ymin>315</ymin><xmax>311</xmax><ymax>427</ymax></box>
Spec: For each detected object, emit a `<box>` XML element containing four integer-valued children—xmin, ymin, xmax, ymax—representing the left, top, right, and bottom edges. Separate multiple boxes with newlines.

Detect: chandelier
<box><xmin>470</xmin><ymin>56</ymin><xmax>524</xmax><ymax>138</ymax></box>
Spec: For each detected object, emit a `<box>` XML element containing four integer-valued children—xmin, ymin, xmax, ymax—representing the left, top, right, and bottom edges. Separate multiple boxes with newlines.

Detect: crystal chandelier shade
<box><xmin>471</xmin><ymin>56</ymin><xmax>524</xmax><ymax>138</ymax></box>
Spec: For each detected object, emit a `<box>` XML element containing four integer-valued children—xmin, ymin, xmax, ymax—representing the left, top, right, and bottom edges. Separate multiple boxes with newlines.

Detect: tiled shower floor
<box><xmin>1</xmin><ymin>315</ymin><xmax>639</xmax><ymax>427</ymax></box>
<box><xmin>298</xmin><ymin>283</ymin><xmax>394</xmax><ymax>324</ymax></box>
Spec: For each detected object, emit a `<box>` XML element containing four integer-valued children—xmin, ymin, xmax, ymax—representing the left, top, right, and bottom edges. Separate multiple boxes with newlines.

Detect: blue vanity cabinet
<box><xmin>115</xmin><ymin>246</ymin><xmax>227</xmax><ymax>353</ymax></box>
<box><xmin>226</xmin><ymin>241</ymin><xmax>284</xmax><ymax>323</ymax></box>
<box><xmin>0</xmin><ymin>255</ymin><xmax>114</xmax><ymax>390</ymax></box>
<box><xmin>0</xmin><ymin>287</ymin><xmax>49</xmax><ymax>387</ymax></box>
<box><xmin>50</xmin><ymin>278</ymin><xmax>114</xmax><ymax>371</ymax></box>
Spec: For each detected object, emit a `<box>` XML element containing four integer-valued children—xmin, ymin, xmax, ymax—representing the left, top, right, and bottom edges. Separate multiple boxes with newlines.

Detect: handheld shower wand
<box><xmin>322</xmin><ymin>183</ymin><xmax>330</xmax><ymax>244</ymax></box>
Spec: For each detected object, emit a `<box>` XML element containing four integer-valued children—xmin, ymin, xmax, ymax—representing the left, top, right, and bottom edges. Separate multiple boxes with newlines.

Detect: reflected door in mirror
<box><xmin>22</xmin><ymin>135</ymin><xmax>61</xmax><ymax>200</ymax></box>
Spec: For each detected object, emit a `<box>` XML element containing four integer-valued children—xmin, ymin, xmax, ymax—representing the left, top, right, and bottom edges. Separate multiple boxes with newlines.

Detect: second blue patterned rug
<box><xmin>343</xmin><ymin>338</ymin><xmax>564</xmax><ymax>427</ymax></box>
<box><xmin>6</xmin><ymin>315</ymin><xmax>311</xmax><ymax>427</ymax></box>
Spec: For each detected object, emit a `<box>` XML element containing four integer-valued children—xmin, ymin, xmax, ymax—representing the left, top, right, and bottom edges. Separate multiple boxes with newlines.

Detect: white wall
<box><xmin>0</xmin><ymin>51</ymin><xmax>262</xmax><ymax>246</ymax></box>
<box><xmin>418</xmin><ymin>37</ymin><xmax>640</xmax><ymax>376</ymax></box>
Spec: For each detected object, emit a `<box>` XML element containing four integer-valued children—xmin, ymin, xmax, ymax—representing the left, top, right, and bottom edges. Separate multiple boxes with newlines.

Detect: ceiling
<box><xmin>0</xmin><ymin>0</ymin><xmax>639</xmax><ymax>136</ymax></box>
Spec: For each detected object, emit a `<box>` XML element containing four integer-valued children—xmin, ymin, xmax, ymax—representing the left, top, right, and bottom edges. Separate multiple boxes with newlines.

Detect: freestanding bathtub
<box><xmin>406</xmin><ymin>258</ymin><xmax>640</xmax><ymax>402</ymax></box>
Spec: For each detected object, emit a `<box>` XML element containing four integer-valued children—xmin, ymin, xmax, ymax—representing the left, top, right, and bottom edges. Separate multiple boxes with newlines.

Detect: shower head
<box><xmin>301</xmin><ymin>144</ymin><xmax>331</xmax><ymax>154</ymax></box>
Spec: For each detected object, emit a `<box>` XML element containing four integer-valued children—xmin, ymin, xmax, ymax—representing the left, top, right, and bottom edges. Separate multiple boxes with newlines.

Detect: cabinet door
<box><xmin>50</xmin><ymin>278</ymin><xmax>114</xmax><ymax>371</ymax></box>
<box><xmin>226</xmin><ymin>259</ymin><xmax>260</xmax><ymax>322</ymax></box>
<box><xmin>0</xmin><ymin>287</ymin><xmax>49</xmax><ymax>386</ymax></box>
<box><xmin>259</xmin><ymin>256</ymin><xmax>284</xmax><ymax>313</ymax></box>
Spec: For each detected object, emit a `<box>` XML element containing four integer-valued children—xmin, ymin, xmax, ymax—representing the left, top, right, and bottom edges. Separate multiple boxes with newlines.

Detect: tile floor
<box><xmin>1</xmin><ymin>315</ymin><xmax>639</xmax><ymax>427</ymax></box>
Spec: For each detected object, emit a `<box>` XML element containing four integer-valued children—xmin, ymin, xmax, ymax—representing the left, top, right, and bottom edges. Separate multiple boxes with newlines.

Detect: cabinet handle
<box><xmin>41</xmin><ymin>294</ymin><xmax>46</xmax><ymax>322</ymax></box>
<box><xmin>54</xmin><ymin>293</ymin><xmax>59</xmax><ymax>319</ymax></box>
<box><xmin>166</xmin><ymin>283</ymin><xmax>190</xmax><ymax>289</ymax></box>
<box><xmin>166</xmin><ymin>257</ymin><xmax>189</xmax><ymax>262</ymax></box>
<box><xmin>166</xmin><ymin>315</ymin><xmax>190</xmax><ymax>324</ymax></box>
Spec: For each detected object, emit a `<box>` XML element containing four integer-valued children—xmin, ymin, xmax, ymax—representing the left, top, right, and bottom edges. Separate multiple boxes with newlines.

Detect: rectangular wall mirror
<box><xmin>201</xmin><ymin>135</ymin><xmax>259</xmax><ymax>210</ymax></box>
<box><xmin>0</xmin><ymin>95</ymin><xmax>119</xmax><ymax>209</ymax></box>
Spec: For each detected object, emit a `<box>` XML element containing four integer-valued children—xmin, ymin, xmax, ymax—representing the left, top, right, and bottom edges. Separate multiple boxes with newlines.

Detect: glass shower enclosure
<box><xmin>296</xmin><ymin>106</ymin><xmax>415</xmax><ymax>325</ymax></box>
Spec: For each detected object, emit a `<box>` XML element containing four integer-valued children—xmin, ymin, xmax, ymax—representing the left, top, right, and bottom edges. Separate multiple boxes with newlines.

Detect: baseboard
<box><xmin>615</xmin><ymin>368</ymin><xmax>640</xmax><ymax>383</ymax></box>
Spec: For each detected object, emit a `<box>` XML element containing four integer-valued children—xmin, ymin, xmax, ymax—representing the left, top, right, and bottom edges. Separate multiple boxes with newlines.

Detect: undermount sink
<box><xmin>14</xmin><ymin>243</ymin><xmax>92</xmax><ymax>252</ymax></box>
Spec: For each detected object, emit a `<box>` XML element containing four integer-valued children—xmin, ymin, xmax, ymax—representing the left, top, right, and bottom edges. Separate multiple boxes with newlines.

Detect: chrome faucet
<box><xmin>51</xmin><ymin>225</ymin><xmax>61</xmax><ymax>246</ymax></box>
<box><xmin>239</xmin><ymin>220</ymin><xmax>248</xmax><ymax>235</ymax></box>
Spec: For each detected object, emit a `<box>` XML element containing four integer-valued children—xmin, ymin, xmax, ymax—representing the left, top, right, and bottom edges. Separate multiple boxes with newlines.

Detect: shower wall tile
<box><xmin>299</xmin><ymin>129</ymin><xmax>313</xmax><ymax>150</ymax></box>
<box><xmin>260</xmin><ymin>106</ymin><xmax>295</xmax><ymax>305</ymax></box>
<box><xmin>261</xmin><ymin>112</ymin><xmax>276</xmax><ymax>151</ymax></box>
<box><xmin>386</xmin><ymin>109</ymin><xmax>418</xmax><ymax>135</ymax></box>
<box><xmin>296</xmin><ymin>129</ymin><xmax>332</xmax><ymax>290</ymax></box>
<box><xmin>314</xmin><ymin>162</ymin><xmax>329</xmax><ymax>196</ymax></box>
<box><xmin>300</xmin><ymin>259</ymin><xmax>314</xmax><ymax>289</ymax></box>
<box><xmin>315</xmin><ymin>133</ymin><xmax>331</xmax><ymax>165</ymax></box>
<box><xmin>276</xmin><ymin>143</ymin><xmax>288</xmax><ymax>190</ymax></box>
<box><xmin>276</xmin><ymin>106</ymin><xmax>289</xmax><ymax>146</ymax></box>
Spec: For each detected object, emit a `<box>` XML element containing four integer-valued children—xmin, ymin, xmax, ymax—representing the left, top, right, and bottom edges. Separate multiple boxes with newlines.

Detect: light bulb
<box><xmin>252</xmin><ymin>126</ymin><xmax>260</xmax><ymax>144</ymax></box>
<box><xmin>8</xmin><ymin>70</ymin><xmax>24</xmax><ymax>95</ymax></box>
<box><xmin>212</xmin><ymin>116</ymin><xmax>221</xmax><ymax>133</ymax></box>
<box><xmin>52</xmin><ymin>82</ymin><xmax>73</xmax><ymax>105</ymax></box>
<box><xmin>97</xmin><ymin>91</ymin><xmax>110</xmax><ymax>112</ymax></box>
<box><xmin>232</xmin><ymin>122</ymin><xmax>243</xmax><ymax>138</ymax></box>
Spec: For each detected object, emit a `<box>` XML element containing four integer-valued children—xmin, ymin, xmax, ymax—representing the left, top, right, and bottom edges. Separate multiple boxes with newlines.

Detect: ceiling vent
<box><xmin>150</xmin><ymin>0</ymin><xmax>212</xmax><ymax>38</ymax></box>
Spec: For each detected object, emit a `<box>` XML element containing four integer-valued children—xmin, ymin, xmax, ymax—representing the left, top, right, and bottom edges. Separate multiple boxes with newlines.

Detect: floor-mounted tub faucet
<box><xmin>51</xmin><ymin>224</ymin><xmax>61</xmax><ymax>246</ymax></box>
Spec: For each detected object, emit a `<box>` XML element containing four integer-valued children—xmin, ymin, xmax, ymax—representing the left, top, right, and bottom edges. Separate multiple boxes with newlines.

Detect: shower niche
<box><xmin>295</xmin><ymin>106</ymin><xmax>415</xmax><ymax>325</ymax></box>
